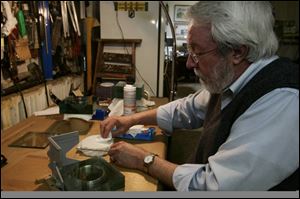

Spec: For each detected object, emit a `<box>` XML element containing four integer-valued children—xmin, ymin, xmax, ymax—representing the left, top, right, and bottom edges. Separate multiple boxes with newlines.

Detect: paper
<box><xmin>126</xmin><ymin>125</ymin><xmax>147</xmax><ymax>137</ymax></box>
<box><xmin>63</xmin><ymin>114</ymin><xmax>92</xmax><ymax>121</ymax></box>
<box><xmin>33</xmin><ymin>106</ymin><xmax>59</xmax><ymax>116</ymax></box>
<box><xmin>108</xmin><ymin>98</ymin><xmax>124</xmax><ymax>116</ymax></box>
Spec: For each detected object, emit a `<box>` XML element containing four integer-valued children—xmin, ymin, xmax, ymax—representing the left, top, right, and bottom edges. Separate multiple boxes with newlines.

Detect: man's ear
<box><xmin>232</xmin><ymin>45</ymin><xmax>248</xmax><ymax>65</ymax></box>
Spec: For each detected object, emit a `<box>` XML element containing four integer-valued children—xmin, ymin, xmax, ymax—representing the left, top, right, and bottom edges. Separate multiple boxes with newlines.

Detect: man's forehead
<box><xmin>187</xmin><ymin>24</ymin><xmax>213</xmax><ymax>46</ymax></box>
<box><xmin>188</xmin><ymin>23</ymin><xmax>211</xmax><ymax>35</ymax></box>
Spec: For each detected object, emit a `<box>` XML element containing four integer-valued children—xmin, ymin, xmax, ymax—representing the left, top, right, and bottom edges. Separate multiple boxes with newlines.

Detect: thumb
<box><xmin>111</xmin><ymin>126</ymin><xmax>128</xmax><ymax>137</ymax></box>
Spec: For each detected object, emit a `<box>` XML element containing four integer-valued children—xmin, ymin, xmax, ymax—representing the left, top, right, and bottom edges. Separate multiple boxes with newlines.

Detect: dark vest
<box><xmin>194</xmin><ymin>57</ymin><xmax>299</xmax><ymax>190</ymax></box>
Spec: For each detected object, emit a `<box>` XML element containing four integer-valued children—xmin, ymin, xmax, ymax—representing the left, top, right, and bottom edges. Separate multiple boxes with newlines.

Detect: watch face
<box><xmin>144</xmin><ymin>155</ymin><xmax>153</xmax><ymax>164</ymax></box>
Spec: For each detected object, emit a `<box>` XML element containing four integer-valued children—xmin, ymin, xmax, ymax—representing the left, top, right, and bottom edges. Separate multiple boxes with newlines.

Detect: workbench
<box><xmin>1</xmin><ymin>98</ymin><xmax>169</xmax><ymax>191</ymax></box>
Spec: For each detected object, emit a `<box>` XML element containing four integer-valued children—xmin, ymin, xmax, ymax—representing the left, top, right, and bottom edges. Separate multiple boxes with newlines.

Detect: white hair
<box><xmin>186</xmin><ymin>1</ymin><xmax>278</xmax><ymax>62</ymax></box>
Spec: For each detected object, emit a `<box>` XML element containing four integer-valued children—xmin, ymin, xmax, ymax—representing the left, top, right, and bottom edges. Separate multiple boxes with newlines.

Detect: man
<box><xmin>100</xmin><ymin>1</ymin><xmax>298</xmax><ymax>191</ymax></box>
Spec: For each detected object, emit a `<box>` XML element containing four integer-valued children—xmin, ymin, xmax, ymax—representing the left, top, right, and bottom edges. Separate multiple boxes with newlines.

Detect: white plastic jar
<box><xmin>123</xmin><ymin>84</ymin><xmax>136</xmax><ymax>115</ymax></box>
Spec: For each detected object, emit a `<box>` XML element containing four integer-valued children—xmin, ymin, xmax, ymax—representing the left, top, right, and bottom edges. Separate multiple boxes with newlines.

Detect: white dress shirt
<box><xmin>157</xmin><ymin>56</ymin><xmax>299</xmax><ymax>190</ymax></box>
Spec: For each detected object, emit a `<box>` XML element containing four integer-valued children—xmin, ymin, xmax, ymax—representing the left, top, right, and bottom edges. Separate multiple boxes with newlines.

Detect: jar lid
<box><xmin>100</xmin><ymin>82</ymin><xmax>114</xmax><ymax>87</ymax></box>
<box><xmin>124</xmin><ymin>84</ymin><xmax>136</xmax><ymax>91</ymax></box>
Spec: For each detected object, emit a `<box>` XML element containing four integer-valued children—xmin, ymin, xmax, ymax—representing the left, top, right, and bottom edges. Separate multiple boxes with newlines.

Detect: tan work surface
<box><xmin>1</xmin><ymin>112</ymin><xmax>167</xmax><ymax>191</ymax></box>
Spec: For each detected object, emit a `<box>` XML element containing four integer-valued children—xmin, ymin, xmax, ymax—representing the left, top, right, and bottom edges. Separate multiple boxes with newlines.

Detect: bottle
<box><xmin>123</xmin><ymin>84</ymin><xmax>136</xmax><ymax>115</ymax></box>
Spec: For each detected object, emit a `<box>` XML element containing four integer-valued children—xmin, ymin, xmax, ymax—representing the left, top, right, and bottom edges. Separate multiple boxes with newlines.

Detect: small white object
<box><xmin>127</xmin><ymin>125</ymin><xmax>147</xmax><ymax>137</ymax></box>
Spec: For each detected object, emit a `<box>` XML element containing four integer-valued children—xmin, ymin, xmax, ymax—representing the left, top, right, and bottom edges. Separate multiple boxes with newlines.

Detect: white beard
<box><xmin>193</xmin><ymin>59</ymin><xmax>234</xmax><ymax>94</ymax></box>
<box><xmin>193</xmin><ymin>68</ymin><xmax>201</xmax><ymax>77</ymax></box>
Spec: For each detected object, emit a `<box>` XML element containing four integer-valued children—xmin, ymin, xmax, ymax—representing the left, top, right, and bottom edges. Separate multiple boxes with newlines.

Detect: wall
<box><xmin>100</xmin><ymin>1</ymin><xmax>165</xmax><ymax>97</ymax></box>
<box><xmin>271</xmin><ymin>1</ymin><xmax>299</xmax><ymax>61</ymax></box>
<box><xmin>165</xmin><ymin>1</ymin><xmax>196</xmax><ymax>47</ymax></box>
<box><xmin>271</xmin><ymin>1</ymin><xmax>299</xmax><ymax>30</ymax></box>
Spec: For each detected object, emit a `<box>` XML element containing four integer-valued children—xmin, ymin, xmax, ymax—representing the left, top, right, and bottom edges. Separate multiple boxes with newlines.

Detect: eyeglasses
<box><xmin>188</xmin><ymin>48</ymin><xmax>218</xmax><ymax>64</ymax></box>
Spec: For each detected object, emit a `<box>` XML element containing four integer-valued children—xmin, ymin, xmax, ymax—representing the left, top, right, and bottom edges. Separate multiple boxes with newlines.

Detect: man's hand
<box><xmin>108</xmin><ymin>141</ymin><xmax>148</xmax><ymax>171</ymax></box>
<box><xmin>100</xmin><ymin>115</ymin><xmax>135</xmax><ymax>138</ymax></box>
<box><xmin>108</xmin><ymin>140</ymin><xmax>178</xmax><ymax>189</ymax></box>
<box><xmin>100</xmin><ymin>109</ymin><xmax>158</xmax><ymax>138</ymax></box>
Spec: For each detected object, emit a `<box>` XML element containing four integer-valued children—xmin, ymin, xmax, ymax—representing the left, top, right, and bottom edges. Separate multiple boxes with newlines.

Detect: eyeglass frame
<box><xmin>187</xmin><ymin>47</ymin><xmax>218</xmax><ymax>64</ymax></box>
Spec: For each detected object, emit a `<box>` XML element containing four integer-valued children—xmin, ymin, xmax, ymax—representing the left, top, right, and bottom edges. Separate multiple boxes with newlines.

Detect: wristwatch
<box><xmin>143</xmin><ymin>153</ymin><xmax>157</xmax><ymax>174</ymax></box>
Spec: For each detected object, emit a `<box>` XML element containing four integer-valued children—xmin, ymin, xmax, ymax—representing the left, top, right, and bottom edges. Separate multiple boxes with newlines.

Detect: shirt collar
<box><xmin>225</xmin><ymin>55</ymin><xmax>279</xmax><ymax>96</ymax></box>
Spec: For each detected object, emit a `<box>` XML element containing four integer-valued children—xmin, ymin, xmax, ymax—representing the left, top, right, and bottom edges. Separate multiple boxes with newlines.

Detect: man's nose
<box><xmin>186</xmin><ymin>55</ymin><xmax>197</xmax><ymax>70</ymax></box>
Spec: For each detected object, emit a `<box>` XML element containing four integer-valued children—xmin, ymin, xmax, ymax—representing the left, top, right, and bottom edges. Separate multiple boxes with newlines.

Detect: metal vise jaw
<box><xmin>47</xmin><ymin>131</ymin><xmax>79</xmax><ymax>190</ymax></box>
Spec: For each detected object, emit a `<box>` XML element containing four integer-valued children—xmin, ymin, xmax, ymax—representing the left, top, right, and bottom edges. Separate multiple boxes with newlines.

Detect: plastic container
<box><xmin>96</xmin><ymin>82</ymin><xmax>114</xmax><ymax>100</ymax></box>
<box><xmin>123</xmin><ymin>84</ymin><xmax>136</xmax><ymax>115</ymax></box>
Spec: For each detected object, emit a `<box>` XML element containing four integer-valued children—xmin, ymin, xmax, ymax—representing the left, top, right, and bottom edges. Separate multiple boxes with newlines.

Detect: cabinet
<box><xmin>92</xmin><ymin>39</ymin><xmax>142</xmax><ymax>94</ymax></box>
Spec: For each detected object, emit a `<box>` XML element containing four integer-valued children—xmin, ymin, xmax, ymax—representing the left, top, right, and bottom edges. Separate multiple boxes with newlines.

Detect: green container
<box><xmin>59</xmin><ymin>96</ymin><xmax>93</xmax><ymax>114</ymax></box>
<box><xmin>112</xmin><ymin>81</ymin><xmax>127</xmax><ymax>99</ymax></box>
<box><xmin>134</xmin><ymin>83</ymin><xmax>144</xmax><ymax>100</ymax></box>
<box><xmin>16</xmin><ymin>10</ymin><xmax>27</xmax><ymax>37</ymax></box>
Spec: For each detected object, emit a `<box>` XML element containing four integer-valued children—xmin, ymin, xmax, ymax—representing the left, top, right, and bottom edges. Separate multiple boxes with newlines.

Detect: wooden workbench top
<box><xmin>1</xmin><ymin>97</ymin><xmax>169</xmax><ymax>191</ymax></box>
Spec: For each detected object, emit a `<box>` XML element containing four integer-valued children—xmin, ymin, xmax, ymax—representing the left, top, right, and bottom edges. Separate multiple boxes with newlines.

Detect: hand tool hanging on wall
<box><xmin>68</xmin><ymin>1</ymin><xmax>81</xmax><ymax>58</ymax></box>
<box><xmin>60</xmin><ymin>1</ymin><xmax>69</xmax><ymax>38</ymax></box>
<box><xmin>21</xmin><ymin>1</ymin><xmax>37</xmax><ymax>53</ymax></box>
<box><xmin>66</xmin><ymin>1</ymin><xmax>81</xmax><ymax>37</ymax></box>
<box><xmin>7</xmin><ymin>28</ymin><xmax>19</xmax><ymax>82</ymax></box>
<box><xmin>11</xmin><ymin>2</ymin><xmax>32</xmax><ymax>61</ymax></box>
<box><xmin>79</xmin><ymin>1</ymin><xmax>86</xmax><ymax>20</ymax></box>
<box><xmin>28</xmin><ymin>1</ymin><xmax>40</xmax><ymax>53</ymax></box>
<box><xmin>85</xmin><ymin>17</ymin><xmax>94</xmax><ymax>94</ymax></box>
<box><xmin>28</xmin><ymin>1</ymin><xmax>49</xmax><ymax>107</ymax></box>
<box><xmin>51</xmin><ymin>16</ymin><xmax>62</xmax><ymax>53</ymax></box>
<box><xmin>1</xmin><ymin>1</ymin><xmax>18</xmax><ymax>78</ymax></box>
<box><xmin>66</xmin><ymin>3</ymin><xmax>76</xmax><ymax>35</ymax></box>
<box><xmin>1</xmin><ymin>37</ymin><xmax>11</xmax><ymax>80</ymax></box>
<box><xmin>38</xmin><ymin>1</ymin><xmax>53</xmax><ymax>80</ymax></box>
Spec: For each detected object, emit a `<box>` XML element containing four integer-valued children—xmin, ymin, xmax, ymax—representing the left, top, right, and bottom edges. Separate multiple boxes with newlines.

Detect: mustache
<box><xmin>193</xmin><ymin>68</ymin><xmax>206</xmax><ymax>82</ymax></box>
<box><xmin>193</xmin><ymin>68</ymin><xmax>202</xmax><ymax>78</ymax></box>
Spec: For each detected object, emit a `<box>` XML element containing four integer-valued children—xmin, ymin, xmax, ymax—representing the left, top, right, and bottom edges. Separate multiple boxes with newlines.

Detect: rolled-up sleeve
<box><xmin>173</xmin><ymin>163</ymin><xmax>219</xmax><ymax>191</ymax></box>
<box><xmin>157</xmin><ymin>89</ymin><xmax>209</xmax><ymax>134</ymax></box>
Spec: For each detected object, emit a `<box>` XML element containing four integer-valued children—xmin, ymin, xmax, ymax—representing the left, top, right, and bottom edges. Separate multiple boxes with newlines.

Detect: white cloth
<box><xmin>77</xmin><ymin>134</ymin><xmax>113</xmax><ymax>157</ymax></box>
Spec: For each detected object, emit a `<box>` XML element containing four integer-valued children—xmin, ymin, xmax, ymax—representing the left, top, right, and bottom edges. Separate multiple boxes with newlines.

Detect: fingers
<box><xmin>108</xmin><ymin>141</ymin><xmax>125</xmax><ymax>159</ymax></box>
<box><xmin>100</xmin><ymin>116</ymin><xmax>132</xmax><ymax>138</ymax></box>
<box><xmin>100</xmin><ymin>117</ymin><xmax>118</xmax><ymax>138</ymax></box>
<box><xmin>110</xmin><ymin>156</ymin><xmax>116</xmax><ymax>163</ymax></box>
<box><xmin>108</xmin><ymin>141</ymin><xmax>123</xmax><ymax>154</ymax></box>
<box><xmin>108</xmin><ymin>142</ymin><xmax>123</xmax><ymax>164</ymax></box>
